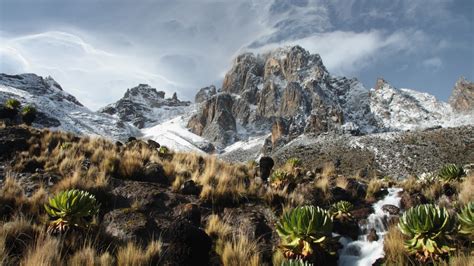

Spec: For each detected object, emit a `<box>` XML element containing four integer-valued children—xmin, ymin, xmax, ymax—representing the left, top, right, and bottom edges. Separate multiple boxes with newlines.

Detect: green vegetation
<box><xmin>159</xmin><ymin>145</ymin><xmax>169</xmax><ymax>154</ymax></box>
<box><xmin>21</xmin><ymin>105</ymin><xmax>37</xmax><ymax>125</ymax></box>
<box><xmin>286</xmin><ymin>157</ymin><xmax>302</xmax><ymax>167</ymax></box>
<box><xmin>458</xmin><ymin>202</ymin><xmax>474</xmax><ymax>239</ymax></box>
<box><xmin>329</xmin><ymin>201</ymin><xmax>353</xmax><ymax>220</ymax></box>
<box><xmin>5</xmin><ymin>98</ymin><xmax>21</xmax><ymax>110</ymax></box>
<box><xmin>276</xmin><ymin>205</ymin><xmax>334</xmax><ymax>260</ymax></box>
<box><xmin>438</xmin><ymin>164</ymin><xmax>466</xmax><ymax>181</ymax></box>
<box><xmin>44</xmin><ymin>189</ymin><xmax>100</xmax><ymax>233</ymax></box>
<box><xmin>398</xmin><ymin>204</ymin><xmax>456</xmax><ymax>262</ymax></box>
<box><xmin>281</xmin><ymin>259</ymin><xmax>314</xmax><ymax>266</ymax></box>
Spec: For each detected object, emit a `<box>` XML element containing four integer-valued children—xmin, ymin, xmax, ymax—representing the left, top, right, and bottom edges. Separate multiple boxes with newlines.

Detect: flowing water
<box><xmin>338</xmin><ymin>187</ymin><xmax>403</xmax><ymax>266</ymax></box>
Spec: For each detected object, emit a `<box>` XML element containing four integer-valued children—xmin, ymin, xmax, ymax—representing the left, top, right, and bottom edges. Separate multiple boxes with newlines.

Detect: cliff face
<box><xmin>187</xmin><ymin>46</ymin><xmax>365</xmax><ymax>148</ymax></box>
<box><xmin>449</xmin><ymin>77</ymin><xmax>474</xmax><ymax>113</ymax></box>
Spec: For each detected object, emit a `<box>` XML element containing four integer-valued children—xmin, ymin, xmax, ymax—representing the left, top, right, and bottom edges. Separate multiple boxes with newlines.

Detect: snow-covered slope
<box><xmin>369</xmin><ymin>78</ymin><xmax>473</xmax><ymax>131</ymax></box>
<box><xmin>0</xmin><ymin>74</ymin><xmax>138</xmax><ymax>140</ymax></box>
<box><xmin>100</xmin><ymin>84</ymin><xmax>191</xmax><ymax>128</ymax></box>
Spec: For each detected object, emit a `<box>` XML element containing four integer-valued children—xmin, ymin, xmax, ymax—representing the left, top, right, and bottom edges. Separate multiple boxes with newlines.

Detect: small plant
<box><xmin>44</xmin><ymin>189</ymin><xmax>100</xmax><ymax>233</ymax></box>
<box><xmin>287</xmin><ymin>158</ymin><xmax>302</xmax><ymax>167</ymax></box>
<box><xmin>5</xmin><ymin>98</ymin><xmax>21</xmax><ymax>110</ymax></box>
<box><xmin>398</xmin><ymin>204</ymin><xmax>456</xmax><ymax>263</ymax></box>
<box><xmin>60</xmin><ymin>142</ymin><xmax>73</xmax><ymax>150</ymax></box>
<box><xmin>458</xmin><ymin>202</ymin><xmax>474</xmax><ymax>240</ymax></box>
<box><xmin>21</xmin><ymin>105</ymin><xmax>37</xmax><ymax>125</ymax></box>
<box><xmin>276</xmin><ymin>205</ymin><xmax>334</xmax><ymax>260</ymax></box>
<box><xmin>438</xmin><ymin>164</ymin><xmax>466</xmax><ymax>182</ymax></box>
<box><xmin>417</xmin><ymin>172</ymin><xmax>437</xmax><ymax>183</ymax></box>
<box><xmin>270</xmin><ymin>170</ymin><xmax>293</xmax><ymax>189</ymax></box>
<box><xmin>159</xmin><ymin>146</ymin><xmax>169</xmax><ymax>154</ymax></box>
<box><xmin>281</xmin><ymin>259</ymin><xmax>314</xmax><ymax>266</ymax></box>
<box><xmin>329</xmin><ymin>201</ymin><xmax>353</xmax><ymax>220</ymax></box>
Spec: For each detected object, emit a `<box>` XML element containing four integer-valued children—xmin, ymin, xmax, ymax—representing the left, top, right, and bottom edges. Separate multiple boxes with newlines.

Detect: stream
<box><xmin>338</xmin><ymin>187</ymin><xmax>403</xmax><ymax>266</ymax></box>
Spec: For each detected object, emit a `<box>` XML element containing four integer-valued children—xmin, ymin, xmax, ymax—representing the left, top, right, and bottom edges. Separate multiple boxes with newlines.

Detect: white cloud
<box><xmin>1</xmin><ymin>31</ymin><xmax>181</xmax><ymax>110</ymax></box>
<box><xmin>422</xmin><ymin>57</ymin><xmax>443</xmax><ymax>71</ymax></box>
<box><xmin>248</xmin><ymin>29</ymin><xmax>428</xmax><ymax>76</ymax></box>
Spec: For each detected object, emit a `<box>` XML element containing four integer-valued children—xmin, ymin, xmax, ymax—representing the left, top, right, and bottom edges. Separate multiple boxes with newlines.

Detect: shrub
<box><xmin>329</xmin><ymin>201</ymin><xmax>353</xmax><ymax>220</ymax></box>
<box><xmin>159</xmin><ymin>146</ymin><xmax>169</xmax><ymax>154</ymax></box>
<box><xmin>281</xmin><ymin>259</ymin><xmax>314</xmax><ymax>266</ymax></box>
<box><xmin>457</xmin><ymin>202</ymin><xmax>473</xmax><ymax>239</ymax></box>
<box><xmin>44</xmin><ymin>189</ymin><xmax>100</xmax><ymax>233</ymax></box>
<box><xmin>287</xmin><ymin>158</ymin><xmax>302</xmax><ymax>167</ymax></box>
<box><xmin>21</xmin><ymin>105</ymin><xmax>37</xmax><ymax>125</ymax></box>
<box><xmin>5</xmin><ymin>98</ymin><xmax>20</xmax><ymax>110</ymax></box>
<box><xmin>438</xmin><ymin>164</ymin><xmax>466</xmax><ymax>182</ymax></box>
<box><xmin>398</xmin><ymin>204</ymin><xmax>456</xmax><ymax>262</ymax></box>
<box><xmin>276</xmin><ymin>205</ymin><xmax>334</xmax><ymax>260</ymax></box>
<box><xmin>270</xmin><ymin>170</ymin><xmax>293</xmax><ymax>189</ymax></box>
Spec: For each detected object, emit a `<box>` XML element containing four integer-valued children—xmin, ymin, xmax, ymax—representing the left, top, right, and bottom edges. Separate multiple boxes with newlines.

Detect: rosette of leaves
<box><xmin>270</xmin><ymin>170</ymin><xmax>294</xmax><ymax>189</ymax></box>
<box><xmin>329</xmin><ymin>201</ymin><xmax>353</xmax><ymax>220</ymax></box>
<box><xmin>438</xmin><ymin>164</ymin><xmax>466</xmax><ymax>181</ymax></box>
<box><xmin>287</xmin><ymin>158</ymin><xmax>302</xmax><ymax>167</ymax></box>
<box><xmin>458</xmin><ymin>202</ymin><xmax>474</xmax><ymax>240</ymax></box>
<box><xmin>44</xmin><ymin>189</ymin><xmax>100</xmax><ymax>233</ymax></box>
<box><xmin>398</xmin><ymin>204</ymin><xmax>456</xmax><ymax>262</ymax></box>
<box><xmin>281</xmin><ymin>259</ymin><xmax>313</xmax><ymax>266</ymax></box>
<box><xmin>21</xmin><ymin>105</ymin><xmax>37</xmax><ymax>125</ymax></box>
<box><xmin>159</xmin><ymin>145</ymin><xmax>169</xmax><ymax>154</ymax></box>
<box><xmin>5</xmin><ymin>98</ymin><xmax>21</xmax><ymax>110</ymax></box>
<box><xmin>276</xmin><ymin>205</ymin><xmax>334</xmax><ymax>260</ymax></box>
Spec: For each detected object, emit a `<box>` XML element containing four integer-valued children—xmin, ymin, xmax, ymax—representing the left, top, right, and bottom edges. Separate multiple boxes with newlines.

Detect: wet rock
<box><xmin>351</xmin><ymin>207</ymin><xmax>373</xmax><ymax>221</ymax></box>
<box><xmin>367</xmin><ymin>229</ymin><xmax>379</xmax><ymax>242</ymax></box>
<box><xmin>164</xmin><ymin>220</ymin><xmax>212</xmax><ymax>266</ymax></box>
<box><xmin>382</xmin><ymin>204</ymin><xmax>400</xmax><ymax>215</ymax></box>
<box><xmin>333</xmin><ymin>219</ymin><xmax>360</xmax><ymax>240</ymax></box>
<box><xmin>259</xmin><ymin>156</ymin><xmax>274</xmax><ymax>182</ymax></box>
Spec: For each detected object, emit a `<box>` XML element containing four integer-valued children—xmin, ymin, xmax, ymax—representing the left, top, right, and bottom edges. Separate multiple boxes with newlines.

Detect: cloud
<box><xmin>248</xmin><ymin>29</ymin><xmax>429</xmax><ymax>76</ymax></box>
<box><xmin>0</xmin><ymin>31</ymin><xmax>181</xmax><ymax>110</ymax></box>
<box><xmin>422</xmin><ymin>57</ymin><xmax>443</xmax><ymax>71</ymax></box>
<box><xmin>0</xmin><ymin>46</ymin><xmax>29</xmax><ymax>74</ymax></box>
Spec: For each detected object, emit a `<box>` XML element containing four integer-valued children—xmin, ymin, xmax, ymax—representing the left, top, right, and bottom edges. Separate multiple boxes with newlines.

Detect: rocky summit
<box><xmin>187</xmin><ymin>46</ymin><xmax>473</xmax><ymax>151</ymax></box>
<box><xmin>100</xmin><ymin>84</ymin><xmax>191</xmax><ymax>128</ymax></box>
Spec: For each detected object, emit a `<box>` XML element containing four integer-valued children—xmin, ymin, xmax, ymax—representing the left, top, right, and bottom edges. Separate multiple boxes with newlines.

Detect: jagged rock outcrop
<box><xmin>449</xmin><ymin>77</ymin><xmax>474</xmax><ymax>113</ymax></box>
<box><xmin>100</xmin><ymin>84</ymin><xmax>190</xmax><ymax>128</ymax></box>
<box><xmin>0</xmin><ymin>74</ymin><xmax>137</xmax><ymax>140</ymax></box>
<box><xmin>195</xmin><ymin>85</ymin><xmax>216</xmax><ymax>103</ymax></box>
<box><xmin>187</xmin><ymin>93</ymin><xmax>236</xmax><ymax>147</ymax></box>
<box><xmin>187</xmin><ymin>46</ymin><xmax>372</xmax><ymax>149</ymax></box>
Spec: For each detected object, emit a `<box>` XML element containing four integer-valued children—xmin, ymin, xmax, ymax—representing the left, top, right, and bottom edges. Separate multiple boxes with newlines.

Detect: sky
<box><xmin>0</xmin><ymin>0</ymin><xmax>473</xmax><ymax>110</ymax></box>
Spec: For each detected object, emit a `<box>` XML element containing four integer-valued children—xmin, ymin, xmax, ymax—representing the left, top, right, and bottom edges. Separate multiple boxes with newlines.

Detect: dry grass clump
<box><xmin>21</xmin><ymin>234</ymin><xmax>63</xmax><ymax>266</ymax></box>
<box><xmin>116</xmin><ymin>240</ymin><xmax>162</xmax><ymax>266</ymax></box>
<box><xmin>205</xmin><ymin>215</ymin><xmax>261</xmax><ymax>266</ymax></box>
<box><xmin>422</xmin><ymin>181</ymin><xmax>444</xmax><ymax>202</ymax></box>
<box><xmin>321</xmin><ymin>161</ymin><xmax>336</xmax><ymax>178</ymax></box>
<box><xmin>400</xmin><ymin>175</ymin><xmax>422</xmax><ymax>194</ymax></box>
<box><xmin>0</xmin><ymin>174</ymin><xmax>27</xmax><ymax>218</ymax></box>
<box><xmin>0</xmin><ymin>216</ymin><xmax>41</xmax><ymax>265</ymax></box>
<box><xmin>458</xmin><ymin>174</ymin><xmax>474</xmax><ymax>204</ymax></box>
<box><xmin>366</xmin><ymin>178</ymin><xmax>385</xmax><ymax>200</ymax></box>
<box><xmin>441</xmin><ymin>252</ymin><xmax>474</xmax><ymax>266</ymax></box>
<box><xmin>383</xmin><ymin>225</ymin><xmax>413</xmax><ymax>265</ymax></box>
<box><xmin>335</xmin><ymin>176</ymin><xmax>349</xmax><ymax>190</ymax></box>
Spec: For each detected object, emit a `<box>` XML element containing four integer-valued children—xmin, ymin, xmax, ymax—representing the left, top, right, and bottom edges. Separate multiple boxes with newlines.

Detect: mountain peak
<box><xmin>449</xmin><ymin>76</ymin><xmax>474</xmax><ymax>113</ymax></box>
<box><xmin>100</xmin><ymin>84</ymin><xmax>191</xmax><ymax>128</ymax></box>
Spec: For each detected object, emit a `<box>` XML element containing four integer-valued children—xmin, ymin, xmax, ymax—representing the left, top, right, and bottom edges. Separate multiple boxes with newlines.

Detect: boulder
<box><xmin>195</xmin><ymin>85</ymin><xmax>217</xmax><ymax>103</ymax></box>
<box><xmin>382</xmin><ymin>204</ymin><xmax>400</xmax><ymax>215</ymax></box>
<box><xmin>180</xmin><ymin>180</ymin><xmax>202</xmax><ymax>196</ymax></box>
<box><xmin>163</xmin><ymin>220</ymin><xmax>212</xmax><ymax>266</ymax></box>
<box><xmin>102</xmin><ymin>209</ymin><xmax>156</xmax><ymax>242</ymax></box>
<box><xmin>259</xmin><ymin>157</ymin><xmax>274</xmax><ymax>182</ymax></box>
<box><xmin>367</xmin><ymin>228</ymin><xmax>379</xmax><ymax>242</ymax></box>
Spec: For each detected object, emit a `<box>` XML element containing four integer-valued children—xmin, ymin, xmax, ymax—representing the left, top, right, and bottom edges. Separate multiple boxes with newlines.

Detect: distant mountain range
<box><xmin>1</xmin><ymin>46</ymin><xmax>473</xmax><ymax>162</ymax></box>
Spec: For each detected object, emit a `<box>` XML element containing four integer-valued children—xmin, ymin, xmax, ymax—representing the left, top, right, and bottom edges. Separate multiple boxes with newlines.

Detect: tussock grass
<box><xmin>116</xmin><ymin>240</ymin><xmax>162</xmax><ymax>266</ymax></box>
<box><xmin>383</xmin><ymin>225</ymin><xmax>412</xmax><ymax>265</ymax></box>
<box><xmin>459</xmin><ymin>174</ymin><xmax>474</xmax><ymax>204</ymax></box>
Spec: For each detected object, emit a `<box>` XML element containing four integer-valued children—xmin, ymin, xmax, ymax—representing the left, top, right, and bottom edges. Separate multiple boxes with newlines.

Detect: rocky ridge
<box><xmin>100</xmin><ymin>84</ymin><xmax>191</xmax><ymax>128</ymax></box>
<box><xmin>0</xmin><ymin>74</ymin><xmax>138</xmax><ymax>140</ymax></box>
<box><xmin>186</xmin><ymin>46</ymin><xmax>473</xmax><ymax>151</ymax></box>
